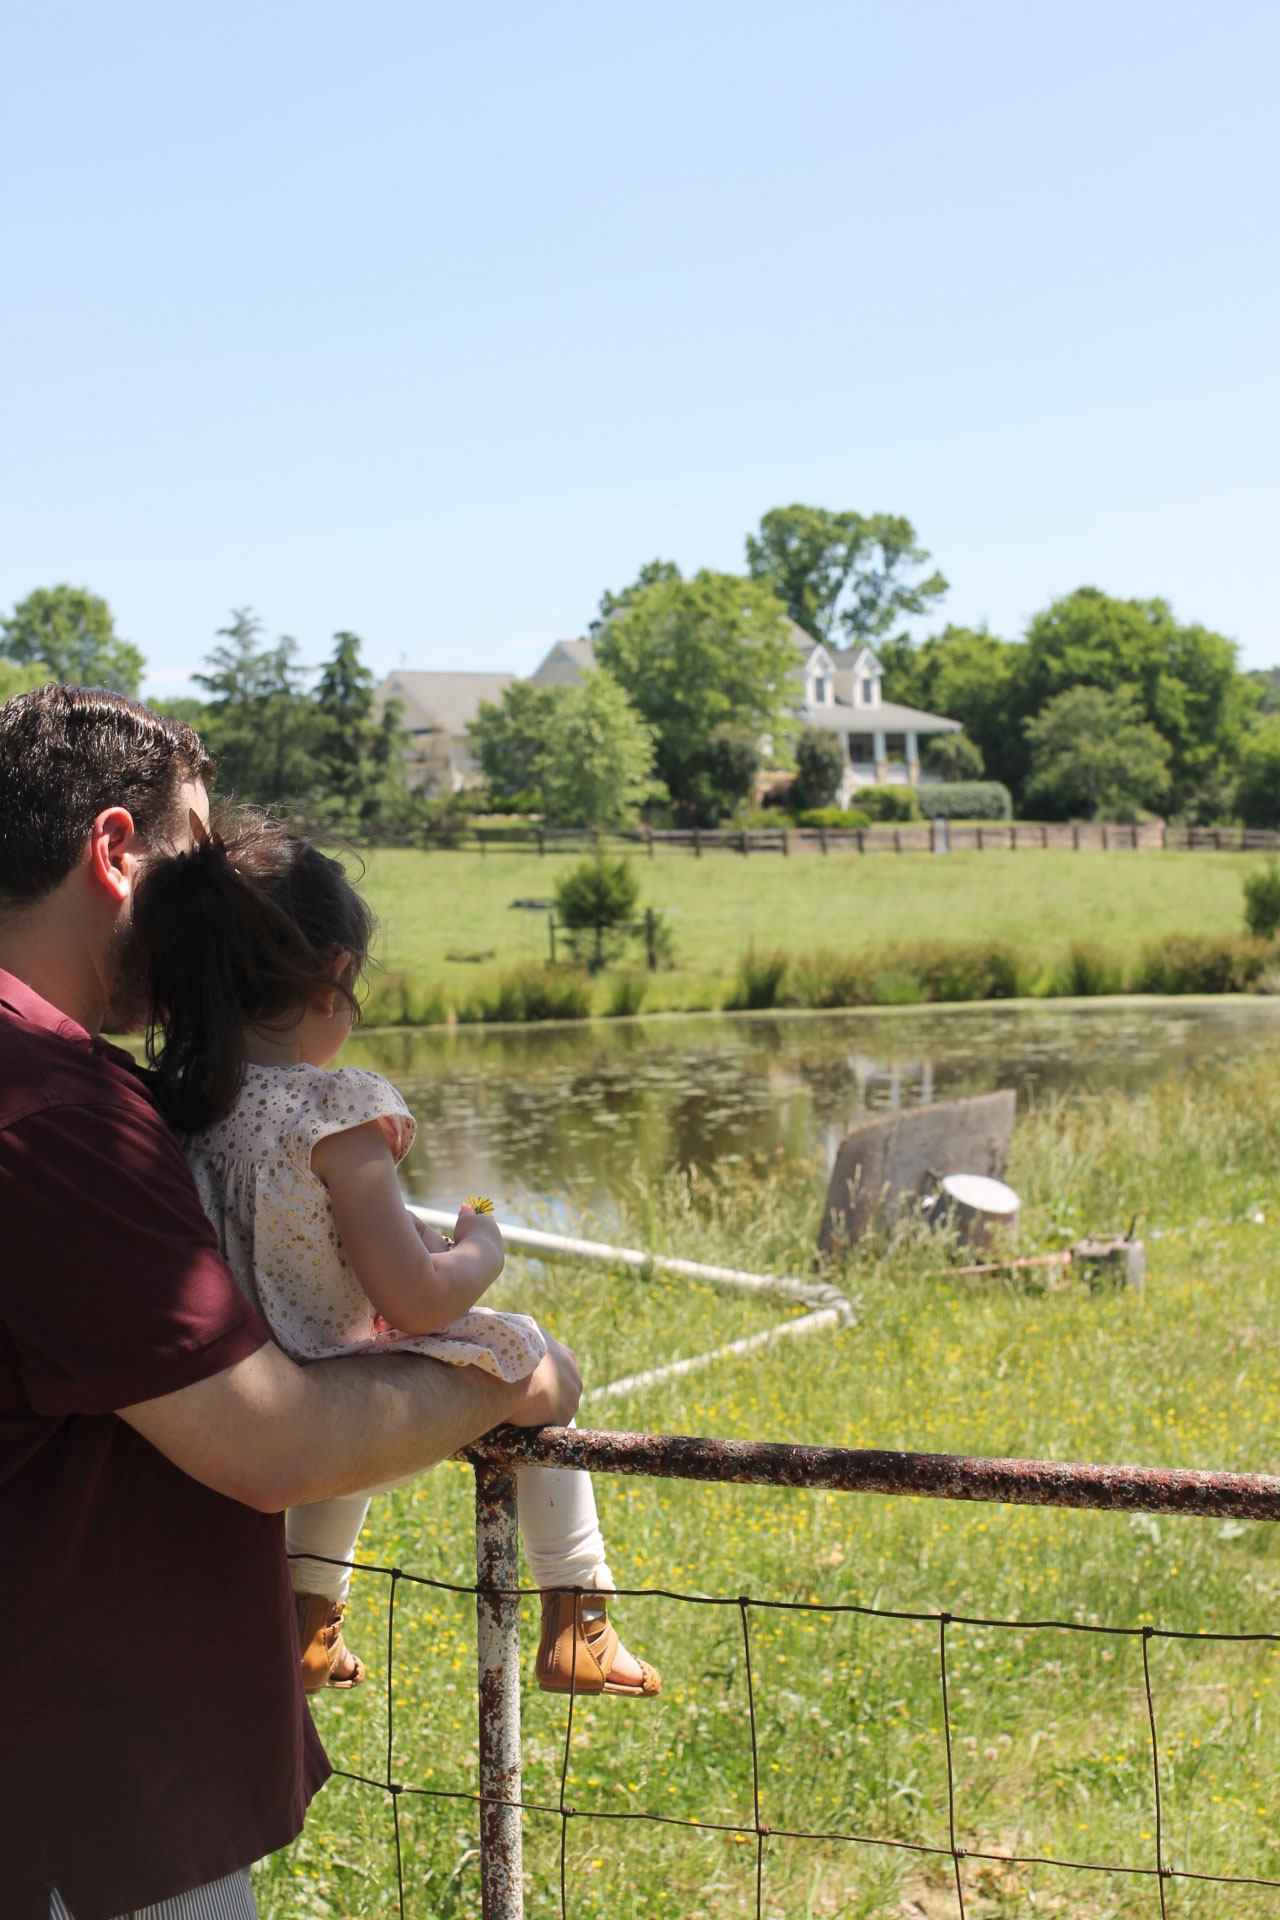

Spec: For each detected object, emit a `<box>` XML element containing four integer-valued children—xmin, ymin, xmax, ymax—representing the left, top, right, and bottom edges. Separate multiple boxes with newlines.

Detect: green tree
<box><xmin>1019</xmin><ymin>588</ymin><xmax>1251</xmax><ymax>820</ymax></box>
<box><xmin>702</xmin><ymin>724</ymin><xmax>761</xmax><ymax>817</ymax></box>
<box><xmin>540</xmin><ymin>672</ymin><xmax>659</xmax><ymax>828</ymax></box>
<box><xmin>924</xmin><ymin>731</ymin><xmax>984</xmax><ymax>782</ymax></box>
<box><xmin>0</xmin><ymin>659</ymin><xmax>53</xmax><ymax>702</ymax></box>
<box><xmin>1236</xmin><ymin>719</ymin><xmax>1280</xmax><ymax>829</ymax></box>
<box><xmin>1</xmin><ymin>585</ymin><xmax>144</xmax><ymax>695</ymax></box>
<box><xmin>790</xmin><ymin>730</ymin><xmax>845</xmax><ymax>810</ymax></box>
<box><xmin>1023</xmin><ymin>686</ymin><xmax>1171</xmax><ymax>820</ymax></box>
<box><xmin>745</xmin><ymin>505</ymin><xmax>948</xmax><ymax>645</ymax></box>
<box><xmin>194</xmin><ymin>609</ymin><xmax>323</xmax><ymax>806</ymax></box>
<box><xmin>314</xmin><ymin>630</ymin><xmax>411</xmax><ymax>832</ymax></box>
<box><xmin>595</xmin><ymin>569</ymin><xmax>794</xmax><ymax>824</ymax></box>
<box><xmin>588</xmin><ymin>559</ymin><xmax>683</xmax><ymax>639</ymax></box>
<box><xmin>552</xmin><ymin>852</ymin><xmax>642</xmax><ymax>972</ymax></box>
<box><xmin>880</xmin><ymin>625</ymin><xmax>1022</xmax><ymax>792</ymax></box>
<box><xmin>467</xmin><ymin>680</ymin><xmax>559</xmax><ymax>800</ymax></box>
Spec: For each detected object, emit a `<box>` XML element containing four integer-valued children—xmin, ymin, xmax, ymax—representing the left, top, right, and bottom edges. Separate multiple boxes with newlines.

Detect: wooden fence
<box><xmin>417</xmin><ymin>820</ymin><xmax>1280</xmax><ymax>857</ymax></box>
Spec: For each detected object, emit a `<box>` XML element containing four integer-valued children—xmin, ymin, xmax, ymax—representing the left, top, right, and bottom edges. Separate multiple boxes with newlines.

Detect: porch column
<box><xmin>905</xmin><ymin>730</ymin><xmax>919</xmax><ymax>785</ymax></box>
<box><xmin>873</xmin><ymin>729</ymin><xmax>887</xmax><ymax>783</ymax></box>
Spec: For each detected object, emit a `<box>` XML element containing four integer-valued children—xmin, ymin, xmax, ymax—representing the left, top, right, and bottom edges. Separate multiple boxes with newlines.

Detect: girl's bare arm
<box><xmin>310</xmin><ymin>1119</ymin><xmax>504</xmax><ymax>1333</ymax></box>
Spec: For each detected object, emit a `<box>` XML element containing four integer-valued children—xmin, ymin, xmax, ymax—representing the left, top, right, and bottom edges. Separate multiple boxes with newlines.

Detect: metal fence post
<box><xmin>475</xmin><ymin>1459</ymin><xmax>524</xmax><ymax>1920</ymax></box>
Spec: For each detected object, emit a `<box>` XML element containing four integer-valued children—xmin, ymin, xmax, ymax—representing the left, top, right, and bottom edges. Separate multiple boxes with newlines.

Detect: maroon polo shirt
<box><xmin>0</xmin><ymin>968</ymin><xmax>329</xmax><ymax>1920</ymax></box>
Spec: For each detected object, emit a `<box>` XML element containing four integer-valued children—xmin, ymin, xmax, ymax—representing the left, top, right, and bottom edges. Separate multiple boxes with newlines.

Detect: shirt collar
<box><xmin>0</xmin><ymin>966</ymin><xmax>94</xmax><ymax>1046</ymax></box>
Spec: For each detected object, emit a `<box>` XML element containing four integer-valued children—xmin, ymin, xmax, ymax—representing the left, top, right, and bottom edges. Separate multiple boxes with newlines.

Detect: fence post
<box><xmin>742</xmin><ymin>828</ymin><xmax>750</xmax><ymax>856</ymax></box>
<box><xmin>646</xmin><ymin>826</ymin><xmax>654</xmax><ymax>859</ymax></box>
<box><xmin>977</xmin><ymin>827</ymin><xmax>984</xmax><ymax>852</ymax></box>
<box><xmin>820</xmin><ymin>824</ymin><xmax>828</xmax><ymax>854</ymax></box>
<box><xmin>781</xmin><ymin>827</ymin><xmax>789</xmax><ymax>856</ymax></box>
<box><xmin>693</xmin><ymin>826</ymin><xmax>701</xmax><ymax>859</ymax></box>
<box><xmin>857</xmin><ymin>828</ymin><xmax>864</xmax><ymax>854</ymax></box>
<box><xmin>1073</xmin><ymin>824</ymin><xmax>1080</xmax><ymax>851</ymax></box>
<box><xmin>537</xmin><ymin>829</ymin><xmax>545</xmax><ymax>857</ymax></box>
<box><xmin>475</xmin><ymin>1459</ymin><xmax>524</xmax><ymax>1920</ymax></box>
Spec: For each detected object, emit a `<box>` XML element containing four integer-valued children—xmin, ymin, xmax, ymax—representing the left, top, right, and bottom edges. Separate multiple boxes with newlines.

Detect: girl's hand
<box><xmin>411</xmin><ymin>1216</ymin><xmax>452</xmax><ymax>1256</ymax></box>
<box><xmin>450</xmin><ymin>1202</ymin><xmax>504</xmax><ymax>1286</ymax></box>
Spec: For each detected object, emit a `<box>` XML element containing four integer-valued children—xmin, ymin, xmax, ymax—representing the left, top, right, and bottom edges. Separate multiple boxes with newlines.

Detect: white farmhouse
<box><xmin>789</xmin><ymin>629</ymin><xmax>960</xmax><ymax>805</ymax></box>
<box><xmin>374</xmin><ymin>670</ymin><xmax>514</xmax><ymax>792</ymax></box>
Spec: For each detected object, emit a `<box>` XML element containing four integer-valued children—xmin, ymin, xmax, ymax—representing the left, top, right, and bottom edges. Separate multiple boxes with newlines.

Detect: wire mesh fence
<box><xmin>300</xmin><ymin>1427</ymin><xmax>1280</xmax><ymax>1919</ymax></box>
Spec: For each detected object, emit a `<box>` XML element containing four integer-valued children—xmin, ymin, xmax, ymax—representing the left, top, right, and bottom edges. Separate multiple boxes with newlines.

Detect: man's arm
<box><xmin>118</xmin><ymin>1337</ymin><xmax>581</xmax><ymax>1513</ymax></box>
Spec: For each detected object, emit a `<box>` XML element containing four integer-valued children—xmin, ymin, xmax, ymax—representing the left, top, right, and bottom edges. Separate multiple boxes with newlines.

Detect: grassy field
<box><xmin>254</xmin><ymin>1043</ymin><xmax>1280</xmax><ymax>1919</ymax></box>
<box><xmin>359</xmin><ymin>846</ymin><xmax>1266</xmax><ymax>1016</ymax></box>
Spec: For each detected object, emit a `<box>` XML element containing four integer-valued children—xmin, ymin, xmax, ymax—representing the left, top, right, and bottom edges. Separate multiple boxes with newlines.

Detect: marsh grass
<box><xmin>255</xmin><ymin>1052</ymin><xmax>1280</xmax><ymax>1919</ymax></box>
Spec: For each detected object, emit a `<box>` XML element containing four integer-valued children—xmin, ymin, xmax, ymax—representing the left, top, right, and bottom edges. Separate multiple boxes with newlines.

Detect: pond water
<box><xmin>341</xmin><ymin>999</ymin><xmax>1280</xmax><ymax>1217</ymax></box>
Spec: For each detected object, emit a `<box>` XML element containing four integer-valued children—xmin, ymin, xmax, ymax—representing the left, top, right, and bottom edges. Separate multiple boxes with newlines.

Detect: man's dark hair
<box><xmin>0</xmin><ymin>683</ymin><xmax>215</xmax><ymax>903</ymax></box>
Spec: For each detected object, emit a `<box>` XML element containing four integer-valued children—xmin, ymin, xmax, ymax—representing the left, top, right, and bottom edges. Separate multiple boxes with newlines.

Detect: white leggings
<box><xmin>286</xmin><ymin>1425</ymin><xmax>613</xmax><ymax>1602</ymax></box>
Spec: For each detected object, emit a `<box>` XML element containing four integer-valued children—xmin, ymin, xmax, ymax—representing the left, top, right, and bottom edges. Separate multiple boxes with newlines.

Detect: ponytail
<box><xmin>133</xmin><ymin>814</ymin><xmax>373</xmax><ymax>1133</ymax></box>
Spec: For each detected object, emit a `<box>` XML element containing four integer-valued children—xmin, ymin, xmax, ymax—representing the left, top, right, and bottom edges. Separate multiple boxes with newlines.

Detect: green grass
<box><xmin>254</xmin><ymin>1046</ymin><xmax>1280</xmax><ymax>1918</ymax></box>
<box><xmin>359</xmin><ymin>846</ymin><xmax>1267</xmax><ymax>1018</ymax></box>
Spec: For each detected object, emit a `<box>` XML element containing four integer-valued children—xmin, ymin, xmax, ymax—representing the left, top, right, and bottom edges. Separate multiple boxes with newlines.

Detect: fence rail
<box><xmin>411</xmin><ymin>821</ymin><xmax>1280</xmax><ymax>857</ymax></box>
<box><xmin>321</xmin><ymin>1426</ymin><xmax>1280</xmax><ymax>1919</ymax></box>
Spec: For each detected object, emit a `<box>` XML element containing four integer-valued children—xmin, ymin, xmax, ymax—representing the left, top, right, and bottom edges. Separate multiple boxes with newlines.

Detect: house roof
<box><xmin>376</xmin><ymin>671</ymin><xmax>515</xmax><ymax>735</ymax></box>
<box><xmin>799</xmin><ymin>698</ymin><xmax>960</xmax><ymax>736</ymax></box>
<box><xmin>545</xmin><ymin>638</ymin><xmax>596</xmax><ymax>669</ymax></box>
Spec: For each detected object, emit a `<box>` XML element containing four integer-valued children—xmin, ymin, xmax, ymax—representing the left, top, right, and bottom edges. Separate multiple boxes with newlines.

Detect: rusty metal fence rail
<box><xmin>318</xmin><ymin>1427</ymin><xmax>1280</xmax><ymax>1919</ymax></box>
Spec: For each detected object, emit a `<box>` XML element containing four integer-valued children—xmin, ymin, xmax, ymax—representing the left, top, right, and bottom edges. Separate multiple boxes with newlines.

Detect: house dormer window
<box><xmin>811</xmin><ymin>674</ymin><xmax>828</xmax><ymax>706</ymax></box>
<box><xmin>862</xmin><ymin>675</ymin><xmax>876</xmax><ymax>706</ymax></box>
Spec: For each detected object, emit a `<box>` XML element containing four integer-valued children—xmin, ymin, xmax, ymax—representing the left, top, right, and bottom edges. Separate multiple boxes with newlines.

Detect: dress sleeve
<box><xmin>287</xmin><ymin>1068</ymin><xmax>417</xmax><ymax>1169</ymax></box>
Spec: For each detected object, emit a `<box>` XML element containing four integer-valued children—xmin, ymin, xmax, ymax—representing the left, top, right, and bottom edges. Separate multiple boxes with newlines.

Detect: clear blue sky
<box><xmin>3</xmin><ymin>0</ymin><xmax>1276</xmax><ymax>698</ymax></box>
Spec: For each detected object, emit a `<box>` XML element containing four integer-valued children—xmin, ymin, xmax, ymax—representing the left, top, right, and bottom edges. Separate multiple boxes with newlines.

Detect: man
<box><xmin>0</xmin><ymin>685</ymin><xmax>580</xmax><ymax>1920</ymax></box>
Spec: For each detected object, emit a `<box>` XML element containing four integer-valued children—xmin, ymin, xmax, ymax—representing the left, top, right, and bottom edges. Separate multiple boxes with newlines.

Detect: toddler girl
<box><xmin>134</xmin><ymin>813</ymin><xmax>658</xmax><ymax>1702</ymax></box>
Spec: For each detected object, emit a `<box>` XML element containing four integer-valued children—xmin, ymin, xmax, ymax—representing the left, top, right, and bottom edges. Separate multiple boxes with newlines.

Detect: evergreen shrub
<box><xmin>856</xmin><ymin>787</ymin><xmax>923</xmax><ymax>823</ymax></box>
<box><xmin>915</xmin><ymin>781</ymin><xmax>1013</xmax><ymax>821</ymax></box>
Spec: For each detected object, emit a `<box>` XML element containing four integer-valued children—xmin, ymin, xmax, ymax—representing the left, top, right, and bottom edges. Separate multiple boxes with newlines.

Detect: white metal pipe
<box><xmin>583</xmin><ymin>1300</ymin><xmax>855</xmax><ymax>1404</ymax></box>
<box><xmin>407</xmin><ymin>1204</ymin><xmax>839</xmax><ymax>1308</ymax></box>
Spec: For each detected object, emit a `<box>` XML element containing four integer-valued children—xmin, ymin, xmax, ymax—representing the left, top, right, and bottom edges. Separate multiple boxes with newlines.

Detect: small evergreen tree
<box><xmin>553</xmin><ymin>853</ymin><xmax>641</xmax><ymax>972</ymax></box>
<box><xmin>790</xmin><ymin>731</ymin><xmax>845</xmax><ymax>810</ymax></box>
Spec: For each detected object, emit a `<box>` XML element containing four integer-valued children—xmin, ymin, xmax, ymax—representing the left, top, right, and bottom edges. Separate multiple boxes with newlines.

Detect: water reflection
<box><xmin>341</xmin><ymin>1001</ymin><xmax>1280</xmax><ymax>1213</ymax></box>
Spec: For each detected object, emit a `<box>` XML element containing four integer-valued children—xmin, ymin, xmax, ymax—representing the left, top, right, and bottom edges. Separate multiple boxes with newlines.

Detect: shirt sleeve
<box><xmin>0</xmin><ymin>1094</ymin><xmax>269</xmax><ymax>1416</ymax></box>
<box><xmin>285</xmin><ymin>1067</ymin><xmax>417</xmax><ymax>1170</ymax></box>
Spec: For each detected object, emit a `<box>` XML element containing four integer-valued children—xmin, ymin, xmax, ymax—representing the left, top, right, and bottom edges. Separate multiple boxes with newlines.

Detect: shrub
<box><xmin>462</xmin><ymin>965</ymin><xmax>592</xmax><ymax>1023</ymax></box>
<box><xmin>902</xmin><ymin>939</ymin><xmax>1024</xmax><ymax>1002</ymax></box>
<box><xmin>361</xmin><ymin>973</ymin><xmax>449</xmax><ymax>1026</ymax></box>
<box><xmin>924</xmin><ymin>731</ymin><xmax>984</xmax><ymax>781</ymax></box>
<box><xmin>724</xmin><ymin>949</ymin><xmax>790</xmax><ymax>1011</ymax></box>
<box><xmin>789</xmin><ymin>950</ymin><xmax>878</xmax><ymax>1007</ymax></box>
<box><xmin>856</xmin><ymin>786</ymin><xmax>923</xmax><ymax>823</ymax></box>
<box><xmin>795</xmin><ymin>806</ymin><xmax>871</xmax><ymax>830</ymax></box>
<box><xmin>553</xmin><ymin>853</ymin><xmax>641</xmax><ymax>972</ymax></box>
<box><xmin>1053</xmin><ymin>943</ymin><xmax>1126</xmax><ymax>997</ymax></box>
<box><xmin>789</xmin><ymin>941</ymin><xmax>1023</xmax><ymax>1009</ymax></box>
<box><xmin>790</xmin><ymin>730</ymin><xmax>845</xmax><ymax>811</ymax></box>
<box><xmin>1244</xmin><ymin>860</ymin><xmax>1280</xmax><ymax>938</ymax></box>
<box><xmin>1131</xmin><ymin>934</ymin><xmax>1275</xmax><ymax>996</ymax></box>
<box><xmin>604</xmin><ymin>971</ymin><xmax>648</xmax><ymax>1017</ymax></box>
<box><xmin>915</xmin><ymin>781</ymin><xmax>1013</xmax><ymax>821</ymax></box>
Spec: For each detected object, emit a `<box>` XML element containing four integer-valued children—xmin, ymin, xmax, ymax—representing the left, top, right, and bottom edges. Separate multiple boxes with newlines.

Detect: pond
<box><xmin>342</xmin><ymin>998</ymin><xmax>1280</xmax><ymax>1217</ymax></box>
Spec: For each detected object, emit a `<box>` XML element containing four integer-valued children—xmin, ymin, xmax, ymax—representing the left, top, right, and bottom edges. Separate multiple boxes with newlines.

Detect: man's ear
<box><xmin>87</xmin><ymin>807</ymin><xmax>140</xmax><ymax>905</ymax></box>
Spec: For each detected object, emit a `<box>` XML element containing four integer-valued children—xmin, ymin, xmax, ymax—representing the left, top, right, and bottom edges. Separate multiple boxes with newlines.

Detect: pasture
<box><xmin>359</xmin><ymin>847</ymin><xmax>1265</xmax><ymax>1016</ymax></box>
<box><xmin>254</xmin><ymin>1038</ymin><xmax>1280</xmax><ymax>1918</ymax></box>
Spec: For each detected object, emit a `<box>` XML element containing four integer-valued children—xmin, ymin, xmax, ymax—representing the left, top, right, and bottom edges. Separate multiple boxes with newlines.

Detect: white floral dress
<box><xmin>183</xmin><ymin>1062</ymin><xmax>546</xmax><ymax>1382</ymax></box>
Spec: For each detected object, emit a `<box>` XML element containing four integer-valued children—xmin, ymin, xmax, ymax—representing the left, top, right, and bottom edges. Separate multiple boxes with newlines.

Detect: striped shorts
<box><xmin>50</xmin><ymin>1868</ymin><xmax>257</xmax><ymax>1920</ymax></box>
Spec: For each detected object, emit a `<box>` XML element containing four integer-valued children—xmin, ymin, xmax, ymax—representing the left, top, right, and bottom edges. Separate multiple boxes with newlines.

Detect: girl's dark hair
<box><xmin>133</xmin><ymin>813</ymin><xmax>374</xmax><ymax>1133</ymax></box>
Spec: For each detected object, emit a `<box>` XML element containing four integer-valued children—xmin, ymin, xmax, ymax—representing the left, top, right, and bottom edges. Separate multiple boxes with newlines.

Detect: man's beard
<box><xmin>102</xmin><ymin>913</ymin><xmax>151</xmax><ymax>1034</ymax></box>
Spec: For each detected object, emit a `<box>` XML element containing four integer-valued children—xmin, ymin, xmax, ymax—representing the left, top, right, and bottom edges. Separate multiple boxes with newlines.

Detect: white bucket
<box><xmin>926</xmin><ymin>1173</ymin><xmax>1020</xmax><ymax>1249</ymax></box>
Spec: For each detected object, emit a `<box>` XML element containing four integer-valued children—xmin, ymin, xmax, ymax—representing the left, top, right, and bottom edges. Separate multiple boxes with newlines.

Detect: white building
<box><xmin>788</xmin><ymin>629</ymin><xmax>960</xmax><ymax>804</ymax></box>
<box><xmin>373</xmin><ymin>670</ymin><xmax>514</xmax><ymax>792</ymax></box>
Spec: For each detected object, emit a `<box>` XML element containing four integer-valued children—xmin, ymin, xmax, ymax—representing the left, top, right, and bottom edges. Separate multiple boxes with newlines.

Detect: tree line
<box><xmin>4</xmin><ymin>510</ymin><xmax>1279</xmax><ymax>830</ymax></box>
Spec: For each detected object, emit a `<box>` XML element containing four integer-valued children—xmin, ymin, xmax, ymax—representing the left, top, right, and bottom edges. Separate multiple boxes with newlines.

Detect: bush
<box><xmin>915</xmin><ymin>781</ymin><xmax>1013</xmax><ymax>821</ymax></box>
<box><xmin>360</xmin><ymin>973</ymin><xmax>449</xmax><ymax>1026</ymax></box>
<box><xmin>604</xmin><ymin>971</ymin><xmax>648</xmax><ymax>1017</ymax></box>
<box><xmin>786</xmin><ymin>941</ymin><xmax>1023</xmax><ymax>1009</ymax></box>
<box><xmin>461</xmin><ymin>965</ymin><xmax>593</xmax><ymax>1023</ymax></box>
<box><xmin>790</xmin><ymin>730</ymin><xmax>845</xmax><ymax>811</ymax></box>
<box><xmin>1244</xmin><ymin>860</ymin><xmax>1280</xmax><ymax>938</ymax></box>
<box><xmin>553</xmin><ymin>853</ymin><xmax>641</xmax><ymax>972</ymax></box>
<box><xmin>1053</xmin><ymin>943</ymin><xmax>1126</xmax><ymax>997</ymax></box>
<box><xmin>795</xmin><ymin>807</ymin><xmax>871</xmax><ymax>830</ymax></box>
<box><xmin>1131</xmin><ymin>934</ymin><xmax>1275</xmax><ymax>996</ymax></box>
<box><xmin>856</xmin><ymin>786</ymin><xmax>923</xmax><ymax>823</ymax></box>
<box><xmin>724</xmin><ymin>949</ymin><xmax>790</xmax><ymax>1011</ymax></box>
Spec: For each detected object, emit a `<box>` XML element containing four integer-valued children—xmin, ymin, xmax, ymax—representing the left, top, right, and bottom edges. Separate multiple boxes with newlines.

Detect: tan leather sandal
<box><xmin>535</xmin><ymin>1589</ymin><xmax>661</xmax><ymax>1698</ymax></box>
<box><xmin>294</xmin><ymin>1592</ymin><xmax>367</xmax><ymax>1693</ymax></box>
